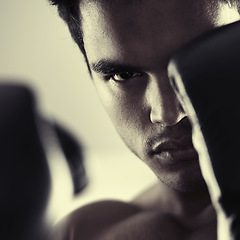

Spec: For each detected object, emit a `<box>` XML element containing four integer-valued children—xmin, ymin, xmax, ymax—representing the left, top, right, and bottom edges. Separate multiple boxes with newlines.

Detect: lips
<box><xmin>152</xmin><ymin>135</ymin><xmax>193</xmax><ymax>153</ymax></box>
<box><xmin>150</xmin><ymin>135</ymin><xmax>198</xmax><ymax>164</ymax></box>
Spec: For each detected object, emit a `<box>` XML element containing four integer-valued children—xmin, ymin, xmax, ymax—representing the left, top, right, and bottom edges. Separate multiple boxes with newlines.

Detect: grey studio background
<box><xmin>0</xmin><ymin>0</ymin><xmax>156</xmax><ymax>221</ymax></box>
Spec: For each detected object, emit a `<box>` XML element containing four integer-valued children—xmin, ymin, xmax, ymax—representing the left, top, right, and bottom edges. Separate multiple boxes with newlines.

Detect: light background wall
<box><xmin>0</xmin><ymin>0</ymin><xmax>156</xmax><ymax>220</ymax></box>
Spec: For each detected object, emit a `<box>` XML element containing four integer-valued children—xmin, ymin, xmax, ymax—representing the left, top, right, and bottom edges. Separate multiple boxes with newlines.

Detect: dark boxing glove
<box><xmin>54</xmin><ymin>123</ymin><xmax>87</xmax><ymax>195</ymax></box>
<box><xmin>168</xmin><ymin>20</ymin><xmax>240</xmax><ymax>240</ymax></box>
<box><xmin>0</xmin><ymin>83</ymin><xmax>87</xmax><ymax>240</ymax></box>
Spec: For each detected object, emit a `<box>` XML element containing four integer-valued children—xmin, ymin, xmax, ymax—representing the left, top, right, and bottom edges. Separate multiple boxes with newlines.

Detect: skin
<box><xmin>52</xmin><ymin>0</ymin><xmax>240</xmax><ymax>239</ymax></box>
<box><xmin>81</xmin><ymin>0</ymin><xmax>239</xmax><ymax>193</ymax></box>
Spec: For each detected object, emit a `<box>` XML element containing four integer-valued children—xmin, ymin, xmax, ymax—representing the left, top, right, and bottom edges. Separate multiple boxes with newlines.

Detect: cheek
<box><xmin>94</xmin><ymin>78</ymin><xmax>138</xmax><ymax>120</ymax></box>
<box><xmin>98</xmin><ymin>87</ymin><xmax>139</xmax><ymax>130</ymax></box>
<box><xmin>93</xmin><ymin>79</ymin><xmax>149</xmax><ymax>146</ymax></box>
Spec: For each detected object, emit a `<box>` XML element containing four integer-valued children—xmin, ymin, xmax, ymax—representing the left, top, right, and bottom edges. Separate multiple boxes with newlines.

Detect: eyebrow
<box><xmin>91</xmin><ymin>59</ymin><xmax>144</xmax><ymax>75</ymax></box>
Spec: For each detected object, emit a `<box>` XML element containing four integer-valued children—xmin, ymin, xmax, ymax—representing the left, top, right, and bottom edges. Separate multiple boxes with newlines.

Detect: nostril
<box><xmin>149</xmin><ymin>107</ymin><xmax>162</xmax><ymax>124</ymax></box>
<box><xmin>163</xmin><ymin>110</ymin><xmax>184</xmax><ymax>127</ymax></box>
<box><xmin>149</xmin><ymin>100</ymin><xmax>187</xmax><ymax>126</ymax></box>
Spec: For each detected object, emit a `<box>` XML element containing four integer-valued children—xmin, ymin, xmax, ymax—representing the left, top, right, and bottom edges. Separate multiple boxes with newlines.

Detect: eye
<box><xmin>110</xmin><ymin>71</ymin><xmax>142</xmax><ymax>82</ymax></box>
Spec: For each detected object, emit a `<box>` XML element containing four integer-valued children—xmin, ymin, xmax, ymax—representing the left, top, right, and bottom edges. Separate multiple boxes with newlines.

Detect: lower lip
<box><xmin>152</xmin><ymin>148</ymin><xmax>198</xmax><ymax>165</ymax></box>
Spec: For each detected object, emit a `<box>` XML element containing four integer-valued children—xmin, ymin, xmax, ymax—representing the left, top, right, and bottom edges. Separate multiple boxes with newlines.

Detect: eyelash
<box><xmin>104</xmin><ymin>71</ymin><xmax>143</xmax><ymax>82</ymax></box>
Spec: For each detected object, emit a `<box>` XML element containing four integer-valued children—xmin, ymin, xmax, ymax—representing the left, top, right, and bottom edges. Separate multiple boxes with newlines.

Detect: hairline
<box><xmin>50</xmin><ymin>0</ymin><xmax>240</xmax><ymax>75</ymax></box>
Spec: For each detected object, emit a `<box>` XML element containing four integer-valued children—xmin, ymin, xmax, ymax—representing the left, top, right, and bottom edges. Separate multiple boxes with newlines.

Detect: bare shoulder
<box><xmin>51</xmin><ymin>183</ymin><xmax>217</xmax><ymax>240</ymax></box>
<box><xmin>51</xmin><ymin>200</ymin><xmax>142</xmax><ymax>240</ymax></box>
<box><xmin>51</xmin><ymin>183</ymin><xmax>172</xmax><ymax>240</ymax></box>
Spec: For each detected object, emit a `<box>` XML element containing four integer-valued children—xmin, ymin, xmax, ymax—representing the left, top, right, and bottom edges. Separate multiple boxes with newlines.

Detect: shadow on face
<box><xmin>79</xmin><ymin>0</ymin><xmax>240</xmax><ymax>192</ymax></box>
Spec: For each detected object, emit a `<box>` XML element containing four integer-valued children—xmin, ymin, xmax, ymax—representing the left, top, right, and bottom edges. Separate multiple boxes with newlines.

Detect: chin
<box><xmin>161</xmin><ymin>175</ymin><xmax>209</xmax><ymax>193</ymax></box>
<box><xmin>152</xmin><ymin>160</ymin><xmax>209</xmax><ymax>193</ymax></box>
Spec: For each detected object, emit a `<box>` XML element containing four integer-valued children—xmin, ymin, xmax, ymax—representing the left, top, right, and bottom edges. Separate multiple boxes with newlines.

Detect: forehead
<box><xmin>79</xmin><ymin>0</ymin><xmax>219</xmax><ymax>70</ymax></box>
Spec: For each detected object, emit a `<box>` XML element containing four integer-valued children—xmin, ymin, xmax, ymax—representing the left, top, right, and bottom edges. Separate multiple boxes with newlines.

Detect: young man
<box><xmin>49</xmin><ymin>0</ymin><xmax>240</xmax><ymax>239</ymax></box>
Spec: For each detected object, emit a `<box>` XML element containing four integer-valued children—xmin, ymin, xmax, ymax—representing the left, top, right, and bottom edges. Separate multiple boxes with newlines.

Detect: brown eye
<box><xmin>112</xmin><ymin>72</ymin><xmax>142</xmax><ymax>82</ymax></box>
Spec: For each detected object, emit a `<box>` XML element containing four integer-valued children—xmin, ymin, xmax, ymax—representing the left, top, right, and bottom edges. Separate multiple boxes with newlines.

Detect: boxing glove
<box><xmin>55</xmin><ymin>123</ymin><xmax>87</xmax><ymax>195</ymax></box>
<box><xmin>0</xmin><ymin>83</ymin><xmax>87</xmax><ymax>240</ymax></box>
<box><xmin>168</xmin><ymin>20</ymin><xmax>240</xmax><ymax>240</ymax></box>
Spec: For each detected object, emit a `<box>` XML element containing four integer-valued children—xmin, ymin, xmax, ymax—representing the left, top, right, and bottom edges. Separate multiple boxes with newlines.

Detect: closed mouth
<box><xmin>151</xmin><ymin>135</ymin><xmax>194</xmax><ymax>154</ymax></box>
<box><xmin>148</xmin><ymin>135</ymin><xmax>199</xmax><ymax>164</ymax></box>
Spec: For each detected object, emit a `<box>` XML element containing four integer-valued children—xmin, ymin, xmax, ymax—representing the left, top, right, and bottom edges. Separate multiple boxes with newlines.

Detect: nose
<box><xmin>146</xmin><ymin>76</ymin><xmax>186</xmax><ymax>126</ymax></box>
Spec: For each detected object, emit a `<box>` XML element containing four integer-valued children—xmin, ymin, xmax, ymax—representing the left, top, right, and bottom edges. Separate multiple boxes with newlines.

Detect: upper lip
<box><xmin>151</xmin><ymin>135</ymin><xmax>194</xmax><ymax>154</ymax></box>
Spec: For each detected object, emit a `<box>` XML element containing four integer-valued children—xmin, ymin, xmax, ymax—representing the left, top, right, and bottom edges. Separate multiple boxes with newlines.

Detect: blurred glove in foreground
<box><xmin>0</xmin><ymin>83</ymin><xmax>87</xmax><ymax>240</ymax></box>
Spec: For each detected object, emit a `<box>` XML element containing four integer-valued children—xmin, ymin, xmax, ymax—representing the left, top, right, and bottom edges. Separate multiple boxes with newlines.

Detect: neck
<box><xmin>159</xmin><ymin>182</ymin><xmax>216</xmax><ymax>227</ymax></box>
<box><xmin>133</xmin><ymin>180</ymin><xmax>216</xmax><ymax>225</ymax></box>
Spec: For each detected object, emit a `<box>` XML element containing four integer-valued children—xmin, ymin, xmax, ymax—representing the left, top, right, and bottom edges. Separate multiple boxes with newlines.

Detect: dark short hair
<box><xmin>49</xmin><ymin>0</ymin><xmax>240</xmax><ymax>65</ymax></box>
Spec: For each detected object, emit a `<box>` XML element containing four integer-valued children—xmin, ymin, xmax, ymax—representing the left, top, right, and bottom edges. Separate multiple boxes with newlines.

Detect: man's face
<box><xmin>80</xmin><ymin>0</ymin><xmax>240</xmax><ymax>192</ymax></box>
